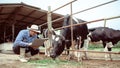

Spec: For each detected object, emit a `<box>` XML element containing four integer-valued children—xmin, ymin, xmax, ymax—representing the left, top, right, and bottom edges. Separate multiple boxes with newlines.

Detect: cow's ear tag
<box><xmin>55</xmin><ymin>37</ymin><xmax>59</xmax><ymax>41</ymax></box>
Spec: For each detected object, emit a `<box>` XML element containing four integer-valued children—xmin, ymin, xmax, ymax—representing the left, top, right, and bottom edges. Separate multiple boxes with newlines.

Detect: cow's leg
<box><xmin>44</xmin><ymin>41</ymin><xmax>47</xmax><ymax>56</ymax></box>
<box><xmin>66</xmin><ymin>41</ymin><xmax>73</xmax><ymax>60</ymax></box>
<box><xmin>104</xmin><ymin>44</ymin><xmax>108</xmax><ymax>60</ymax></box>
<box><xmin>73</xmin><ymin>38</ymin><xmax>82</xmax><ymax>61</ymax></box>
<box><xmin>103</xmin><ymin>42</ymin><xmax>109</xmax><ymax>60</ymax></box>
<box><xmin>83</xmin><ymin>38</ymin><xmax>89</xmax><ymax>60</ymax></box>
<box><xmin>44</xmin><ymin>40</ymin><xmax>51</xmax><ymax>57</ymax></box>
<box><xmin>103</xmin><ymin>42</ymin><xmax>113</xmax><ymax>60</ymax></box>
<box><xmin>107</xmin><ymin>42</ymin><xmax>113</xmax><ymax>60</ymax></box>
<box><xmin>107</xmin><ymin>42</ymin><xmax>113</xmax><ymax>51</ymax></box>
<box><xmin>75</xmin><ymin>37</ymin><xmax>80</xmax><ymax>49</ymax></box>
<box><xmin>66</xmin><ymin>41</ymin><xmax>71</xmax><ymax>55</ymax></box>
<box><xmin>77</xmin><ymin>36</ymin><xmax>82</xmax><ymax>61</ymax></box>
<box><xmin>74</xmin><ymin>50</ymin><xmax>82</xmax><ymax>62</ymax></box>
<box><xmin>45</xmin><ymin>40</ymin><xmax>49</xmax><ymax>56</ymax></box>
<box><xmin>47</xmin><ymin>40</ymin><xmax>51</xmax><ymax>57</ymax></box>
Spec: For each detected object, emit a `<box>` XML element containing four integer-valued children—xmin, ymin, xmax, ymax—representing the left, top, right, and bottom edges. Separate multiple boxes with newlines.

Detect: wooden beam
<box><xmin>18</xmin><ymin>13</ymin><xmax>46</xmax><ymax>22</ymax></box>
<box><xmin>0</xmin><ymin>7</ymin><xmax>4</xmax><ymax>13</ymax></box>
<box><xmin>20</xmin><ymin>10</ymin><xmax>36</xmax><ymax>21</ymax></box>
<box><xmin>0</xmin><ymin>7</ymin><xmax>4</xmax><ymax>19</ymax></box>
<box><xmin>5</xmin><ymin>6</ymin><xmax>23</xmax><ymax>23</ymax></box>
<box><xmin>31</xmin><ymin>13</ymin><xmax>47</xmax><ymax>23</ymax></box>
<box><xmin>0</xmin><ymin>13</ymin><xmax>11</xmax><ymax>15</ymax></box>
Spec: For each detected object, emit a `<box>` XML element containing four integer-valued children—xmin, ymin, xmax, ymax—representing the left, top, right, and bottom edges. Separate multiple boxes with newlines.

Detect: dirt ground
<box><xmin>0</xmin><ymin>52</ymin><xmax>120</xmax><ymax>68</ymax></box>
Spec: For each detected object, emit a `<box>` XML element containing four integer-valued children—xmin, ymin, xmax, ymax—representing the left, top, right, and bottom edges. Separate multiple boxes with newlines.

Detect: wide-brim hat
<box><xmin>27</xmin><ymin>24</ymin><xmax>40</xmax><ymax>33</ymax></box>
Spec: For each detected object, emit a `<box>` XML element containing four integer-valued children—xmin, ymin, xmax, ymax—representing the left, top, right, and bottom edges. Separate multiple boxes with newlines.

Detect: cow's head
<box><xmin>50</xmin><ymin>35</ymin><xmax>65</xmax><ymax>60</ymax></box>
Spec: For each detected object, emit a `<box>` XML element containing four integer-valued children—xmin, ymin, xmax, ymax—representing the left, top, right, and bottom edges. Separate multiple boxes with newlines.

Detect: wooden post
<box><xmin>47</xmin><ymin>6</ymin><xmax>52</xmax><ymax>49</ymax></box>
<box><xmin>47</xmin><ymin>6</ymin><xmax>52</xmax><ymax>31</ymax></box>
<box><xmin>3</xmin><ymin>24</ymin><xmax>6</xmax><ymax>43</ymax></box>
<box><xmin>70</xmin><ymin>3</ymin><xmax>74</xmax><ymax>49</ymax></box>
<box><xmin>12</xmin><ymin>24</ymin><xmax>15</xmax><ymax>42</ymax></box>
<box><xmin>104</xmin><ymin>19</ymin><xmax>106</xmax><ymax>27</ymax></box>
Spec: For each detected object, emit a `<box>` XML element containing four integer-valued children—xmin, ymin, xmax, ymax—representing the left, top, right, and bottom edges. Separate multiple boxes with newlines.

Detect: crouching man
<box><xmin>13</xmin><ymin>24</ymin><xmax>40</xmax><ymax>62</ymax></box>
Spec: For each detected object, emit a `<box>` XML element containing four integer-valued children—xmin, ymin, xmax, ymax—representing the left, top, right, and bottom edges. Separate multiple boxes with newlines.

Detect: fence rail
<box><xmin>65</xmin><ymin>49</ymin><xmax>120</xmax><ymax>54</ymax></box>
<box><xmin>54</xmin><ymin>15</ymin><xmax>120</xmax><ymax>30</ymax></box>
<box><xmin>39</xmin><ymin>0</ymin><xmax>118</xmax><ymax>27</ymax></box>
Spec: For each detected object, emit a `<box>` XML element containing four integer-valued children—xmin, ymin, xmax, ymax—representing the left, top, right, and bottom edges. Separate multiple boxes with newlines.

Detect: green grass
<box><xmin>88</xmin><ymin>42</ymin><xmax>120</xmax><ymax>52</ymax></box>
<box><xmin>28</xmin><ymin>42</ymin><xmax>120</xmax><ymax>68</ymax></box>
<box><xmin>28</xmin><ymin>58</ymin><xmax>81</xmax><ymax>68</ymax></box>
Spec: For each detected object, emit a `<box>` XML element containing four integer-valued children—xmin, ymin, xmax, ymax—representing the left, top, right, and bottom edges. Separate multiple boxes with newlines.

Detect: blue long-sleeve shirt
<box><xmin>13</xmin><ymin>29</ymin><xmax>38</xmax><ymax>47</ymax></box>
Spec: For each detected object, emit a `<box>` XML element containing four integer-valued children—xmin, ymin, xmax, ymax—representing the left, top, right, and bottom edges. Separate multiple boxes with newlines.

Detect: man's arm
<box><xmin>14</xmin><ymin>30</ymin><xmax>29</xmax><ymax>47</ymax></box>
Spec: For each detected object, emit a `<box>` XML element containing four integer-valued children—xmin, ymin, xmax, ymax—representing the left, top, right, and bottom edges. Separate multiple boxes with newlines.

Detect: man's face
<box><xmin>30</xmin><ymin>30</ymin><xmax>38</xmax><ymax>36</ymax></box>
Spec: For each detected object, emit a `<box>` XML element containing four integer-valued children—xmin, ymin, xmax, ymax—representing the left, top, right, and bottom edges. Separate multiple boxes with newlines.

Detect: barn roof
<box><xmin>0</xmin><ymin>3</ymin><xmax>64</xmax><ymax>41</ymax></box>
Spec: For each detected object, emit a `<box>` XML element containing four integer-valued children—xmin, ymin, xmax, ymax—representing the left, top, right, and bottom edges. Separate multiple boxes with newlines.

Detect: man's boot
<box><xmin>25</xmin><ymin>50</ymin><xmax>40</xmax><ymax>60</ymax></box>
<box><xmin>19</xmin><ymin>48</ymin><xmax>29</xmax><ymax>62</ymax></box>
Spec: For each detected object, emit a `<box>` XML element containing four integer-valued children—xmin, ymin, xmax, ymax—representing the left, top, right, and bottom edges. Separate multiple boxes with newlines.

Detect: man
<box><xmin>13</xmin><ymin>24</ymin><xmax>40</xmax><ymax>62</ymax></box>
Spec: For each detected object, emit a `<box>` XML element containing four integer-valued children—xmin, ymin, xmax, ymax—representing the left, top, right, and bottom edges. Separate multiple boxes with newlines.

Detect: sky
<box><xmin>0</xmin><ymin>0</ymin><xmax>120</xmax><ymax>30</ymax></box>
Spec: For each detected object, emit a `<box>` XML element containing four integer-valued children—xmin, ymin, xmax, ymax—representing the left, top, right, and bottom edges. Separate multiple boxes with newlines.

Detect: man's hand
<box><xmin>28</xmin><ymin>43</ymin><xmax>32</xmax><ymax>46</ymax></box>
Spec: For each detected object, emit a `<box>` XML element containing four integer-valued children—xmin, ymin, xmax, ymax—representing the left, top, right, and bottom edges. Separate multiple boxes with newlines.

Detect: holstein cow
<box><xmin>50</xmin><ymin>14</ymin><xmax>89</xmax><ymax>60</ymax></box>
<box><xmin>41</xmin><ymin>28</ymin><xmax>53</xmax><ymax>57</ymax></box>
<box><xmin>88</xmin><ymin>27</ymin><xmax>120</xmax><ymax>60</ymax></box>
<box><xmin>41</xmin><ymin>28</ymin><xmax>65</xmax><ymax>57</ymax></box>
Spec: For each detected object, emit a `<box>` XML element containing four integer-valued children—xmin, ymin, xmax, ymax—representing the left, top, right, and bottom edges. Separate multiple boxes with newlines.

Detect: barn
<box><xmin>0</xmin><ymin>3</ymin><xmax>65</xmax><ymax>52</ymax></box>
<box><xmin>0</xmin><ymin>2</ymin><xmax>64</xmax><ymax>43</ymax></box>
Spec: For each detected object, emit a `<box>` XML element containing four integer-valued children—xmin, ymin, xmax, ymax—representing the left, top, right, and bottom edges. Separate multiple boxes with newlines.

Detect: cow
<box><xmin>88</xmin><ymin>27</ymin><xmax>120</xmax><ymax>51</ymax></box>
<box><xmin>88</xmin><ymin>27</ymin><xmax>120</xmax><ymax>60</ymax></box>
<box><xmin>50</xmin><ymin>14</ymin><xmax>89</xmax><ymax>60</ymax></box>
<box><xmin>41</xmin><ymin>28</ymin><xmax>65</xmax><ymax>57</ymax></box>
<box><xmin>50</xmin><ymin>35</ymin><xmax>66</xmax><ymax>59</ymax></box>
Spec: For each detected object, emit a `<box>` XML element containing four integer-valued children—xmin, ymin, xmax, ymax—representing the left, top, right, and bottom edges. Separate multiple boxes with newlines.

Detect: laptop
<box><xmin>30</xmin><ymin>38</ymin><xmax>48</xmax><ymax>49</ymax></box>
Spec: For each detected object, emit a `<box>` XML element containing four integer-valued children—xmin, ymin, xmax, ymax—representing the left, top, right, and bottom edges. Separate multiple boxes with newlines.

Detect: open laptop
<box><xmin>30</xmin><ymin>38</ymin><xmax>48</xmax><ymax>49</ymax></box>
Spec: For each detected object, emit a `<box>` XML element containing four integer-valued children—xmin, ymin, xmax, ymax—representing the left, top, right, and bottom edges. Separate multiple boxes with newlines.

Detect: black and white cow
<box><xmin>88</xmin><ymin>27</ymin><xmax>120</xmax><ymax>60</ymax></box>
<box><xmin>50</xmin><ymin>35</ymin><xmax>66</xmax><ymax>59</ymax></box>
<box><xmin>50</xmin><ymin>14</ymin><xmax>89</xmax><ymax>59</ymax></box>
<box><xmin>41</xmin><ymin>28</ymin><xmax>54</xmax><ymax>56</ymax></box>
<box><xmin>41</xmin><ymin>28</ymin><xmax>65</xmax><ymax>57</ymax></box>
<box><xmin>88</xmin><ymin>27</ymin><xmax>120</xmax><ymax>51</ymax></box>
